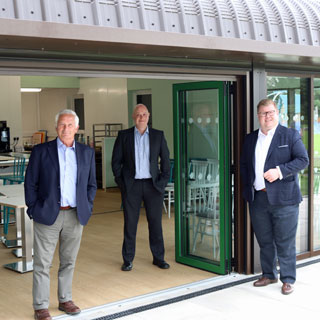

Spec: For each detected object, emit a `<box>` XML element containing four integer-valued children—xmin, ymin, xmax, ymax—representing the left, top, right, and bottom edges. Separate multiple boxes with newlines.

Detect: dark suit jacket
<box><xmin>240</xmin><ymin>125</ymin><xmax>309</xmax><ymax>205</ymax></box>
<box><xmin>112</xmin><ymin>127</ymin><xmax>170</xmax><ymax>194</ymax></box>
<box><xmin>24</xmin><ymin>139</ymin><xmax>97</xmax><ymax>226</ymax></box>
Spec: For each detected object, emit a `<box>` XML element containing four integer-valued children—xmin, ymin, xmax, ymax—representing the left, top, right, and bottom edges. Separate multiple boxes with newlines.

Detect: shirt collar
<box><xmin>258</xmin><ymin>124</ymin><xmax>278</xmax><ymax>138</ymax></box>
<box><xmin>57</xmin><ymin>137</ymin><xmax>76</xmax><ymax>150</ymax></box>
<box><xmin>135</xmin><ymin>126</ymin><xmax>149</xmax><ymax>136</ymax></box>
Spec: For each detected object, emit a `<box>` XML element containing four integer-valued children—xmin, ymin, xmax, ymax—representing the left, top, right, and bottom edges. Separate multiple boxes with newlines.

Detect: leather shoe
<box><xmin>121</xmin><ymin>261</ymin><xmax>133</xmax><ymax>271</ymax></box>
<box><xmin>153</xmin><ymin>260</ymin><xmax>170</xmax><ymax>269</ymax></box>
<box><xmin>253</xmin><ymin>276</ymin><xmax>278</xmax><ymax>287</ymax></box>
<box><xmin>34</xmin><ymin>309</ymin><xmax>52</xmax><ymax>320</ymax></box>
<box><xmin>281</xmin><ymin>283</ymin><xmax>294</xmax><ymax>295</ymax></box>
<box><xmin>58</xmin><ymin>301</ymin><xmax>81</xmax><ymax>315</ymax></box>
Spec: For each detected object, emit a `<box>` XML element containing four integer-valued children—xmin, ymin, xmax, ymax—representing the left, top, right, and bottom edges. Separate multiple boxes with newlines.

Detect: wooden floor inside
<box><xmin>0</xmin><ymin>189</ymin><xmax>216</xmax><ymax>320</ymax></box>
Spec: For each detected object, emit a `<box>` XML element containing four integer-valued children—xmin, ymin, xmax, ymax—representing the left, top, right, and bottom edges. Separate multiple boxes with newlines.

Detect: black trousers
<box><xmin>121</xmin><ymin>179</ymin><xmax>165</xmax><ymax>263</ymax></box>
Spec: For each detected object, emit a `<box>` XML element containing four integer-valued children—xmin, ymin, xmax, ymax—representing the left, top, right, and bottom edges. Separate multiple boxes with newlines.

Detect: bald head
<box><xmin>132</xmin><ymin>104</ymin><xmax>150</xmax><ymax>134</ymax></box>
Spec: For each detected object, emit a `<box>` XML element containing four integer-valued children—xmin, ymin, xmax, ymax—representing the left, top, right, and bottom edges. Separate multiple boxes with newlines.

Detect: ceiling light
<box><xmin>20</xmin><ymin>88</ymin><xmax>42</xmax><ymax>92</ymax></box>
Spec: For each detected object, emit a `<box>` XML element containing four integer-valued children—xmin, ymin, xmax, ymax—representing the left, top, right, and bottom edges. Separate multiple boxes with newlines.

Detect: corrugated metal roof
<box><xmin>0</xmin><ymin>0</ymin><xmax>319</xmax><ymax>46</ymax></box>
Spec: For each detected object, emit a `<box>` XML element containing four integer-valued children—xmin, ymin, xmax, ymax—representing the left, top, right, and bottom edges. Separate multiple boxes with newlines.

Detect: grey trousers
<box><xmin>33</xmin><ymin>209</ymin><xmax>83</xmax><ymax>310</ymax></box>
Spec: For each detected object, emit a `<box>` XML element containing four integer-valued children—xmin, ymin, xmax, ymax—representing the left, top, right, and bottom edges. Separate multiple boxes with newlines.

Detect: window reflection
<box><xmin>314</xmin><ymin>79</ymin><xmax>320</xmax><ymax>250</ymax></box>
<box><xmin>267</xmin><ymin>76</ymin><xmax>309</xmax><ymax>254</ymax></box>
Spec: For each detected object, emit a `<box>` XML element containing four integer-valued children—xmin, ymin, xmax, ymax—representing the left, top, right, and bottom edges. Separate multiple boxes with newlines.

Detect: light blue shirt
<box><xmin>134</xmin><ymin>126</ymin><xmax>151</xmax><ymax>179</ymax></box>
<box><xmin>57</xmin><ymin>138</ymin><xmax>77</xmax><ymax>207</ymax></box>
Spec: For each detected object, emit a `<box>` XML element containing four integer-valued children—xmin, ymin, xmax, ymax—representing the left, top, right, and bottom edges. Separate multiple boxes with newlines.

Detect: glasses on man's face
<box><xmin>258</xmin><ymin>110</ymin><xmax>276</xmax><ymax>117</ymax></box>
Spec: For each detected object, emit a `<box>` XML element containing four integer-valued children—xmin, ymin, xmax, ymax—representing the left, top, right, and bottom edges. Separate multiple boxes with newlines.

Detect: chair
<box><xmin>187</xmin><ymin>159</ymin><xmax>209</xmax><ymax>213</ymax></box>
<box><xmin>0</xmin><ymin>156</ymin><xmax>26</xmax><ymax>185</ymax></box>
<box><xmin>0</xmin><ymin>157</ymin><xmax>25</xmax><ymax>235</ymax></box>
<box><xmin>163</xmin><ymin>183</ymin><xmax>174</xmax><ymax>218</ymax></box>
<box><xmin>163</xmin><ymin>159</ymin><xmax>175</xmax><ymax>218</ymax></box>
<box><xmin>1</xmin><ymin>205</ymin><xmax>15</xmax><ymax>236</ymax></box>
<box><xmin>188</xmin><ymin>159</ymin><xmax>220</xmax><ymax>260</ymax></box>
<box><xmin>191</xmin><ymin>182</ymin><xmax>220</xmax><ymax>260</ymax></box>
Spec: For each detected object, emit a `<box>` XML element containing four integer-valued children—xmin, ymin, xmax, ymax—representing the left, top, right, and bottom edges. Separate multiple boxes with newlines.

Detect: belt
<box><xmin>60</xmin><ymin>206</ymin><xmax>74</xmax><ymax>210</ymax></box>
<box><xmin>256</xmin><ymin>188</ymin><xmax>266</xmax><ymax>192</ymax></box>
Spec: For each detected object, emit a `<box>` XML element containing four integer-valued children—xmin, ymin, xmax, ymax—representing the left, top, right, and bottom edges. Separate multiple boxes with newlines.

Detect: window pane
<box><xmin>314</xmin><ymin>79</ymin><xmax>320</xmax><ymax>250</ymax></box>
<box><xmin>267</xmin><ymin>76</ymin><xmax>309</xmax><ymax>254</ymax></box>
<box><xmin>183</xmin><ymin>89</ymin><xmax>220</xmax><ymax>262</ymax></box>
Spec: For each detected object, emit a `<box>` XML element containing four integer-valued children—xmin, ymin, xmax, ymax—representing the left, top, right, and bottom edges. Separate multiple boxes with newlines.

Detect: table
<box><xmin>0</xmin><ymin>184</ymin><xmax>33</xmax><ymax>273</ymax></box>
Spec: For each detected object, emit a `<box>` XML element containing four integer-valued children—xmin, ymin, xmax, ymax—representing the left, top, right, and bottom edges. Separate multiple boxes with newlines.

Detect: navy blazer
<box><xmin>24</xmin><ymin>139</ymin><xmax>97</xmax><ymax>226</ymax></box>
<box><xmin>240</xmin><ymin>125</ymin><xmax>309</xmax><ymax>205</ymax></box>
<box><xmin>112</xmin><ymin>127</ymin><xmax>170</xmax><ymax>194</ymax></box>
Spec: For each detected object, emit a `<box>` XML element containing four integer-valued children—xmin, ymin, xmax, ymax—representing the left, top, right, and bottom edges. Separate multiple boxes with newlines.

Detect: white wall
<box><xmin>20</xmin><ymin>79</ymin><xmax>129</xmax><ymax>144</ymax></box>
<box><xmin>39</xmin><ymin>88</ymin><xmax>79</xmax><ymax>139</ymax></box>
<box><xmin>21</xmin><ymin>92</ymin><xmax>39</xmax><ymax>139</ymax></box>
<box><xmin>79</xmin><ymin>78</ymin><xmax>128</xmax><ymax>140</ymax></box>
<box><xmin>21</xmin><ymin>88</ymin><xmax>79</xmax><ymax>142</ymax></box>
<box><xmin>0</xmin><ymin>76</ymin><xmax>23</xmax><ymax>148</ymax></box>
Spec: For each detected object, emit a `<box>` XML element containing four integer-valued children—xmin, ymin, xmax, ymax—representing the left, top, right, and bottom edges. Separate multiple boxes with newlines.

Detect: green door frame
<box><xmin>173</xmin><ymin>81</ymin><xmax>232</xmax><ymax>275</ymax></box>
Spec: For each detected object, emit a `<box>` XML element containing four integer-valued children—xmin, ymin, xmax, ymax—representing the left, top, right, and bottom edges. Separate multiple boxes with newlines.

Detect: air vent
<box><xmin>163</xmin><ymin>0</ymin><xmax>180</xmax><ymax>14</ymax></box>
<box><xmin>144</xmin><ymin>0</ymin><xmax>161</xmax><ymax>11</ymax></box>
<box><xmin>122</xmin><ymin>0</ymin><xmax>139</xmax><ymax>9</ymax></box>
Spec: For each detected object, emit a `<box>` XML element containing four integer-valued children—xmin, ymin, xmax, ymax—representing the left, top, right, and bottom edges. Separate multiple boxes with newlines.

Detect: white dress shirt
<box><xmin>254</xmin><ymin>125</ymin><xmax>282</xmax><ymax>191</ymax></box>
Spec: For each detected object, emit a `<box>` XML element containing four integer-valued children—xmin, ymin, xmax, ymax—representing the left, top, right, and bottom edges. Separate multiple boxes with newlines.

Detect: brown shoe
<box><xmin>34</xmin><ymin>309</ymin><xmax>52</xmax><ymax>320</ymax></box>
<box><xmin>282</xmin><ymin>283</ymin><xmax>294</xmax><ymax>295</ymax></box>
<box><xmin>253</xmin><ymin>276</ymin><xmax>278</xmax><ymax>287</ymax></box>
<box><xmin>58</xmin><ymin>301</ymin><xmax>81</xmax><ymax>315</ymax></box>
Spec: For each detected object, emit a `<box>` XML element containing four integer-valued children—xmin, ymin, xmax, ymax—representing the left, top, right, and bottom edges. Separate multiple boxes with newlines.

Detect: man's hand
<box><xmin>264</xmin><ymin>168</ymin><xmax>280</xmax><ymax>183</ymax></box>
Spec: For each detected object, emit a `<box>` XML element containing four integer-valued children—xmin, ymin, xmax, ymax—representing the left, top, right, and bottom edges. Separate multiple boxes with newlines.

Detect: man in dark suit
<box><xmin>112</xmin><ymin>104</ymin><xmax>170</xmax><ymax>271</ymax></box>
<box><xmin>25</xmin><ymin>110</ymin><xmax>97</xmax><ymax>320</ymax></box>
<box><xmin>240</xmin><ymin>99</ymin><xmax>308</xmax><ymax>295</ymax></box>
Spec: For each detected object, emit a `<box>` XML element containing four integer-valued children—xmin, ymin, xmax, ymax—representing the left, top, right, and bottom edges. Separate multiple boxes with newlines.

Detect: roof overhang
<box><xmin>0</xmin><ymin>18</ymin><xmax>320</xmax><ymax>72</ymax></box>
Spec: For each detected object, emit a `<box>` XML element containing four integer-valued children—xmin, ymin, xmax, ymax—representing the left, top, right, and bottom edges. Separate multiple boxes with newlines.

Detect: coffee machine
<box><xmin>0</xmin><ymin>121</ymin><xmax>10</xmax><ymax>153</ymax></box>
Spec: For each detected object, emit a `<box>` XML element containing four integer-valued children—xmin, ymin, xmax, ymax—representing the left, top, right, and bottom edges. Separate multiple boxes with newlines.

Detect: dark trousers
<box><xmin>121</xmin><ymin>179</ymin><xmax>165</xmax><ymax>263</ymax></box>
<box><xmin>249</xmin><ymin>191</ymin><xmax>299</xmax><ymax>284</ymax></box>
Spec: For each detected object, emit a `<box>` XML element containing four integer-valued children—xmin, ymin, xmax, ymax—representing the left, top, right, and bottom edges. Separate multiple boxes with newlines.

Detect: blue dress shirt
<box><xmin>134</xmin><ymin>126</ymin><xmax>151</xmax><ymax>179</ymax></box>
<box><xmin>57</xmin><ymin>138</ymin><xmax>77</xmax><ymax>207</ymax></box>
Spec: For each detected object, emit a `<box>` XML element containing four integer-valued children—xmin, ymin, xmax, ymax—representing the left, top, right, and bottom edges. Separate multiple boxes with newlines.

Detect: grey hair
<box><xmin>55</xmin><ymin>109</ymin><xmax>79</xmax><ymax>128</ymax></box>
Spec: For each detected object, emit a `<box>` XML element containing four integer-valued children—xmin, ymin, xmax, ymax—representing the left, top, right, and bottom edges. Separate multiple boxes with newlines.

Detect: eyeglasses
<box><xmin>258</xmin><ymin>110</ymin><xmax>276</xmax><ymax>117</ymax></box>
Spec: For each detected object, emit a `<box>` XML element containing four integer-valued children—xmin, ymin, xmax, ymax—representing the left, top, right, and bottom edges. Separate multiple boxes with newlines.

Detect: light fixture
<box><xmin>20</xmin><ymin>88</ymin><xmax>42</xmax><ymax>92</ymax></box>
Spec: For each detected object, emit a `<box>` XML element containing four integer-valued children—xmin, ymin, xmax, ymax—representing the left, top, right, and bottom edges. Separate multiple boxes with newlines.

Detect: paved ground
<box><xmin>54</xmin><ymin>257</ymin><xmax>320</xmax><ymax>320</ymax></box>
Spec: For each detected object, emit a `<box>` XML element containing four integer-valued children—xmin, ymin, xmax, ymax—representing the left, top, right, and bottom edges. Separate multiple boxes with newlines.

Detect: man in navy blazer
<box><xmin>240</xmin><ymin>99</ymin><xmax>308</xmax><ymax>295</ymax></box>
<box><xmin>25</xmin><ymin>110</ymin><xmax>96</xmax><ymax>320</ymax></box>
<box><xmin>112</xmin><ymin>104</ymin><xmax>170</xmax><ymax>271</ymax></box>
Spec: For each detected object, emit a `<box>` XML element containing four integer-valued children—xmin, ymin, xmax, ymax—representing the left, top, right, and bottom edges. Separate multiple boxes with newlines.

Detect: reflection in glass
<box><xmin>314</xmin><ymin>79</ymin><xmax>320</xmax><ymax>250</ymax></box>
<box><xmin>267</xmin><ymin>76</ymin><xmax>309</xmax><ymax>254</ymax></box>
<box><xmin>182</xmin><ymin>89</ymin><xmax>220</xmax><ymax>262</ymax></box>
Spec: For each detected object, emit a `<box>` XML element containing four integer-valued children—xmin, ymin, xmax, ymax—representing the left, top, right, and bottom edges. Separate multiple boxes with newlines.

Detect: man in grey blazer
<box><xmin>112</xmin><ymin>104</ymin><xmax>170</xmax><ymax>271</ymax></box>
<box><xmin>240</xmin><ymin>99</ymin><xmax>308</xmax><ymax>295</ymax></box>
<box><xmin>25</xmin><ymin>110</ymin><xmax>97</xmax><ymax>320</ymax></box>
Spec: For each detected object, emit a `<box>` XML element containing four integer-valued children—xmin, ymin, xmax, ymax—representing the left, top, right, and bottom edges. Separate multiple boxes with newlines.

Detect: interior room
<box><xmin>0</xmin><ymin>74</ymin><xmax>217</xmax><ymax>319</ymax></box>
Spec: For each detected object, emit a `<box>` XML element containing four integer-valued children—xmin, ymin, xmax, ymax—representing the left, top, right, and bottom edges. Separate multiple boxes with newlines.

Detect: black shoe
<box><xmin>121</xmin><ymin>261</ymin><xmax>133</xmax><ymax>271</ymax></box>
<box><xmin>153</xmin><ymin>260</ymin><xmax>170</xmax><ymax>269</ymax></box>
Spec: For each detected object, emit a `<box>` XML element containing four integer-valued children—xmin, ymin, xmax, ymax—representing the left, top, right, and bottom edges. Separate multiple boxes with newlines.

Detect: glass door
<box><xmin>173</xmin><ymin>81</ymin><xmax>231</xmax><ymax>274</ymax></box>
